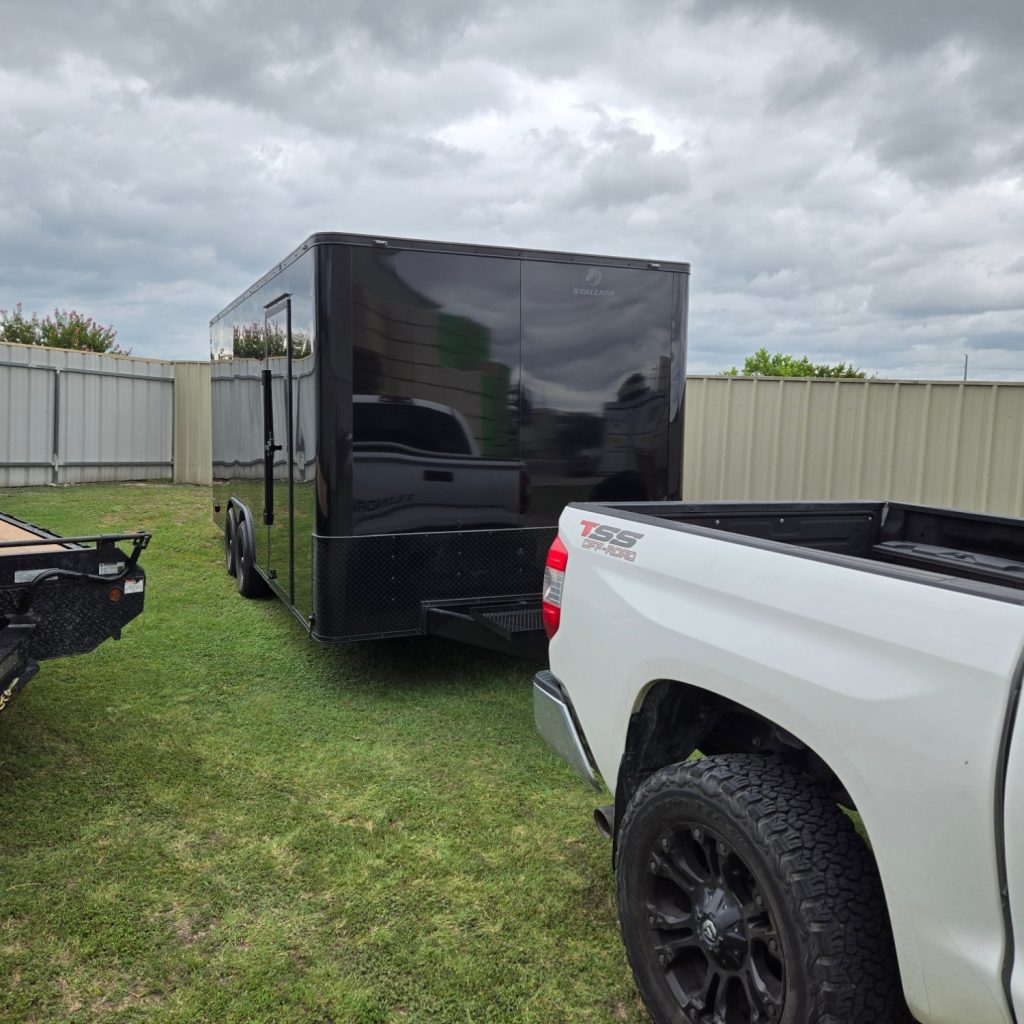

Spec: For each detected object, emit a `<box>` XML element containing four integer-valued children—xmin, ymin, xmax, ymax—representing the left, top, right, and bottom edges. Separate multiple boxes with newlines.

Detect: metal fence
<box><xmin>683</xmin><ymin>376</ymin><xmax>1024</xmax><ymax>517</ymax></box>
<box><xmin>173</xmin><ymin>361</ymin><xmax>213</xmax><ymax>486</ymax></box>
<box><xmin>0</xmin><ymin>342</ymin><xmax>183</xmax><ymax>487</ymax></box>
<box><xmin>5</xmin><ymin>346</ymin><xmax>1024</xmax><ymax>519</ymax></box>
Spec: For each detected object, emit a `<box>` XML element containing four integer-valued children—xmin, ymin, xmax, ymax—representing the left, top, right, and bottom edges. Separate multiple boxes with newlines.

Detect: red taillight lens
<box><xmin>542</xmin><ymin>535</ymin><xmax>568</xmax><ymax>639</ymax></box>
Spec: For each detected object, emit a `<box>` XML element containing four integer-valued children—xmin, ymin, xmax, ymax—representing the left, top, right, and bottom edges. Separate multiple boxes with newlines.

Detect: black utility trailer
<box><xmin>211</xmin><ymin>233</ymin><xmax>688</xmax><ymax>656</ymax></box>
<box><xmin>0</xmin><ymin>513</ymin><xmax>149</xmax><ymax>715</ymax></box>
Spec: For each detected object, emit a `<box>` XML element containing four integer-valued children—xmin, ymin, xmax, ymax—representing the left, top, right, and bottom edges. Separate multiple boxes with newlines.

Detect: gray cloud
<box><xmin>0</xmin><ymin>0</ymin><xmax>1021</xmax><ymax>380</ymax></box>
<box><xmin>692</xmin><ymin>0</ymin><xmax>1024</xmax><ymax>54</ymax></box>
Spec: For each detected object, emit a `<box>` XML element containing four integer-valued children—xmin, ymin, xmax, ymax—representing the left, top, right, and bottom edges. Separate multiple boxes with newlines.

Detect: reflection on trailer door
<box><xmin>263</xmin><ymin>296</ymin><xmax>294</xmax><ymax>604</ymax></box>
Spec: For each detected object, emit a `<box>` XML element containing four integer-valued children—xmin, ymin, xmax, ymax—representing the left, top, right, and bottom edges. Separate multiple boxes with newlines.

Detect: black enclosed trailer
<box><xmin>211</xmin><ymin>233</ymin><xmax>688</xmax><ymax>656</ymax></box>
<box><xmin>0</xmin><ymin>512</ymin><xmax>149</xmax><ymax>715</ymax></box>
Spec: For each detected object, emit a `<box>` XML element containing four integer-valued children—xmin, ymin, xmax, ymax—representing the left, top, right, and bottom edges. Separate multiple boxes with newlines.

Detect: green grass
<box><xmin>0</xmin><ymin>484</ymin><xmax>645</xmax><ymax>1024</ymax></box>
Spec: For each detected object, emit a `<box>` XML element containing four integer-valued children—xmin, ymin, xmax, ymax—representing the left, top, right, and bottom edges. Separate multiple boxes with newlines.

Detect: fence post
<box><xmin>51</xmin><ymin>367</ymin><xmax>61</xmax><ymax>484</ymax></box>
<box><xmin>173</xmin><ymin>362</ymin><xmax>213</xmax><ymax>485</ymax></box>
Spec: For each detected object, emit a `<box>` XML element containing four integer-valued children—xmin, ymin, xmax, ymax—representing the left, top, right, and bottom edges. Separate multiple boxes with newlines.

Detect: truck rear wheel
<box><xmin>615</xmin><ymin>755</ymin><xmax>908</xmax><ymax>1024</ymax></box>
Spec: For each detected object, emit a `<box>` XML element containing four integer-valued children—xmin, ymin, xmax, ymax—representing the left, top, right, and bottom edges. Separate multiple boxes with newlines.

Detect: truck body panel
<box><xmin>543</xmin><ymin>499</ymin><xmax>1024</xmax><ymax>1023</ymax></box>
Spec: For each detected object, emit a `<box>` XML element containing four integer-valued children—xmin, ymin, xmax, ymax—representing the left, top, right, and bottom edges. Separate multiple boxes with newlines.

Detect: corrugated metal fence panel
<box><xmin>0</xmin><ymin>342</ymin><xmax>175</xmax><ymax>485</ymax></box>
<box><xmin>174</xmin><ymin>362</ymin><xmax>212</xmax><ymax>486</ymax></box>
<box><xmin>683</xmin><ymin>377</ymin><xmax>1024</xmax><ymax>517</ymax></box>
<box><xmin>0</xmin><ymin>357</ymin><xmax>55</xmax><ymax>486</ymax></box>
<box><xmin>8</xmin><ymin>355</ymin><xmax>1024</xmax><ymax>512</ymax></box>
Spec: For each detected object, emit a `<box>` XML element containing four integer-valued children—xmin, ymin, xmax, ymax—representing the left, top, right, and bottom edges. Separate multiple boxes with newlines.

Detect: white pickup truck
<box><xmin>535</xmin><ymin>499</ymin><xmax>1024</xmax><ymax>1024</ymax></box>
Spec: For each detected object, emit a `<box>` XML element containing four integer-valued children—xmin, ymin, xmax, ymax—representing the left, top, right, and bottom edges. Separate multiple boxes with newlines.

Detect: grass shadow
<box><xmin>313</xmin><ymin>634</ymin><xmax>543</xmax><ymax>694</ymax></box>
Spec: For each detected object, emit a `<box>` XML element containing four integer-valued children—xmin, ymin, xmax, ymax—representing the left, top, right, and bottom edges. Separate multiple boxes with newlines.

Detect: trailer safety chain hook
<box><xmin>0</xmin><ymin>676</ymin><xmax>21</xmax><ymax>714</ymax></box>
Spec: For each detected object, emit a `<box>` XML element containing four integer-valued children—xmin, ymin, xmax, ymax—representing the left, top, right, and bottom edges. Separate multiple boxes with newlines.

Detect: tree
<box><xmin>723</xmin><ymin>347</ymin><xmax>866</xmax><ymax>378</ymax></box>
<box><xmin>0</xmin><ymin>303</ymin><xmax>127</xmax><ymax>354</ymax></box>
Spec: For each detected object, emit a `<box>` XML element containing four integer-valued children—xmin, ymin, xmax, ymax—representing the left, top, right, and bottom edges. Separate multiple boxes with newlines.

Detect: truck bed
<box><xmin>580</xmin><ymin>500</ymin><xmax>1024</xmax><ymax>596</ymax></box>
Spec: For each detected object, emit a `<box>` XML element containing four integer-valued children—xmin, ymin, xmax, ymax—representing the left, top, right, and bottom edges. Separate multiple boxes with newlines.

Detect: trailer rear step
<box><xmin>473</xmin><ymin>604</ymin><xmax>544</xmax><ymax>640</ymax></box>
<box><xmin>423</xmin><ymin>597</ymin><xmax>546</xmax><ymax>660</ymax></box>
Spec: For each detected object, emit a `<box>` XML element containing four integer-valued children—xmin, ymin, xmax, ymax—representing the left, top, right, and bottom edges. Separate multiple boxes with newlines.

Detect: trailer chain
<box><xmin>0</xmin><ymin>675</ymin><xmax>22</xmax><ymax>714</ymax></box>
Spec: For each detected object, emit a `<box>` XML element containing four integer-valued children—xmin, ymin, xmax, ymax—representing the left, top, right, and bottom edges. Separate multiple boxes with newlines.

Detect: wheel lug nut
<box><xmin>692</xmin><ymin>827</ymin><xmax>702</xmax><ymax>840</ymax></box>
<box><xmin>718</xmin><ymin>842</ymin><xmax>728</xmax><ymax>856</ymax></box>
<box><xmin>661</xmin><ymin>837</ymin><xmax>671</xmax><ymax>852</ymax></box>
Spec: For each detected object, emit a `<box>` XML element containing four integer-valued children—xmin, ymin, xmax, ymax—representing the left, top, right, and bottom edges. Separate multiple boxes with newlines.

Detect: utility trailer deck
<box><xmin>0</xmin><ymin>512</ymin><xmax>150</xmax><ymax>715</ymax></box>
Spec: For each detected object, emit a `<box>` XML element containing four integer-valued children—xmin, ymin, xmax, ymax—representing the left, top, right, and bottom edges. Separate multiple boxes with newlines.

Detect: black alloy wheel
<box><xmin>640</xmin><ymin>820</ymin><xmax>784</xmax><ymax>1021</ymax></box>
<box><xmin>616</xmin><ymin>755</ymin><xmax>911</xmax><ymax>1024</ymax></box>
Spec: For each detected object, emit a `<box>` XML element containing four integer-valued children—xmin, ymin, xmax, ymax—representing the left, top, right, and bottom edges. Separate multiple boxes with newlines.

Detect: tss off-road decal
<box><xmin>579</xmin><ymin>520</ymin><xmax>644</xmax><ymax>562</ymax></box>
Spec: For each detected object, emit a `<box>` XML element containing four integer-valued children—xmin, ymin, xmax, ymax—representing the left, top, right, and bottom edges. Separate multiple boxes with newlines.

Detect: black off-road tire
<box><xmin>224</xmin><ymin>506</ymin><xmax>238</xmax><ymax>577</ymax></box>
<box><xmin>234</xmin><ymin>515</ymin><xmax>269</xmax><ymax>599</ymax></box>
<box><xmin>616</xmin><ymin>755</ymin><xmax>910</xmax><ymax>1024</ymax></box>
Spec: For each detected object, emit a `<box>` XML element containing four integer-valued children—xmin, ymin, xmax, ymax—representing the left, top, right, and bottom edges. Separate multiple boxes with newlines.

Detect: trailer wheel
<box><xmin>224</xmin><ymin>506</ymin><xmax>238</xmax><ymax>577</ymax></box>
<box><xmin>234</xmin><ymin>516</ymin><xmax>269</xmax><ymax>599</ymax></box>
<box><xmin>616</xmin><ymin>755</ymin><xmax>908</xmax><ymax>1024</ymax></box>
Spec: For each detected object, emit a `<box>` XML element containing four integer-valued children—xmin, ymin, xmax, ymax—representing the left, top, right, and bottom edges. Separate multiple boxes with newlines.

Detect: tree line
<box><xmin>723</xmin><ymin>347</ymin><xmax>866</xmax><ymax>378</ymax></box>
<box><xmin>0</xmin><ymin>303</ymin><xmax>126</xmax><ymax>354</ymax></box>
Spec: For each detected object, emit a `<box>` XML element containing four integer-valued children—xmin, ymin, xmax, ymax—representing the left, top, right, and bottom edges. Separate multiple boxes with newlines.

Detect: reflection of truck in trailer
<box><xmin>350</xmin><ymin>395</ymin><xmax>527</xmax><ymax>533</ymax></box>
<box><xmin>210</xmin><ymin>232</ymin><xmax>688</xmax><ymax>656</ymax></box>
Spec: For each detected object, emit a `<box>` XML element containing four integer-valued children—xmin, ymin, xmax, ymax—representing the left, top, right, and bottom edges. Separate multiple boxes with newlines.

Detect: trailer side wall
<box><xmin>211</xmin><ymin>246</ymin><xmax>317</xmax><ymax>618</ymax></box>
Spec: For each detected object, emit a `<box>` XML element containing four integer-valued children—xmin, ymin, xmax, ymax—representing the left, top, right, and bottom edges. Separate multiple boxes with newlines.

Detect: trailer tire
<box><xmin>616</xmin><ymin>754</ymin><xmax>909</xmax><ymax>1024</ymax></box>
<box><xmin>224</xmin><ymin>506</ymin><xmax>238</xmax><ymax>577</ymax></box>
<box><xmin>234</xmin><ymin>516</ymin><xmax>269</xmax><ymax>599</ymax></box>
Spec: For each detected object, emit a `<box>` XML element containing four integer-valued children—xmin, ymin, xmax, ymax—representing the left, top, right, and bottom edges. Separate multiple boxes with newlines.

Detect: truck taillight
<box><xmin>542</xmin><ymin>536</ymin><xmax>568</xmax><ymax>639</ymax></box>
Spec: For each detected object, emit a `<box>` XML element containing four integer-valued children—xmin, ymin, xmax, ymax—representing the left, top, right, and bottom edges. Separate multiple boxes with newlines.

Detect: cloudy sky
<box><xmin>2</xmin><ymin>0</ymin><xmax>1022</xmax><ymax>378</ymax></box>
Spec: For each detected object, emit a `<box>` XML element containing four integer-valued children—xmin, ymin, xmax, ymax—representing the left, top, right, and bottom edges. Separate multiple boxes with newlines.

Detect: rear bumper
<box><xmin>533</xmin><ymin>670</ymin><xmax>601</xmax><ymax>791</ymax></box>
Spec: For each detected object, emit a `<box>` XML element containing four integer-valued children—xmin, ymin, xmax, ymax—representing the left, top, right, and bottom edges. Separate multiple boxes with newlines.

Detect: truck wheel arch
<box><xmin>614</xmin><ymin>679</ymin><xmax>858</xmax><ymax>854</ymax></box>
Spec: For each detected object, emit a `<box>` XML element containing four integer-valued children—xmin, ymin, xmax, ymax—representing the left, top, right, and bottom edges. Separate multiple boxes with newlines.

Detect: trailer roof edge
<box><xmin>210</xmin><ymin>232</ymin><xmax>691</xmax><ymax>326</ymax></box>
